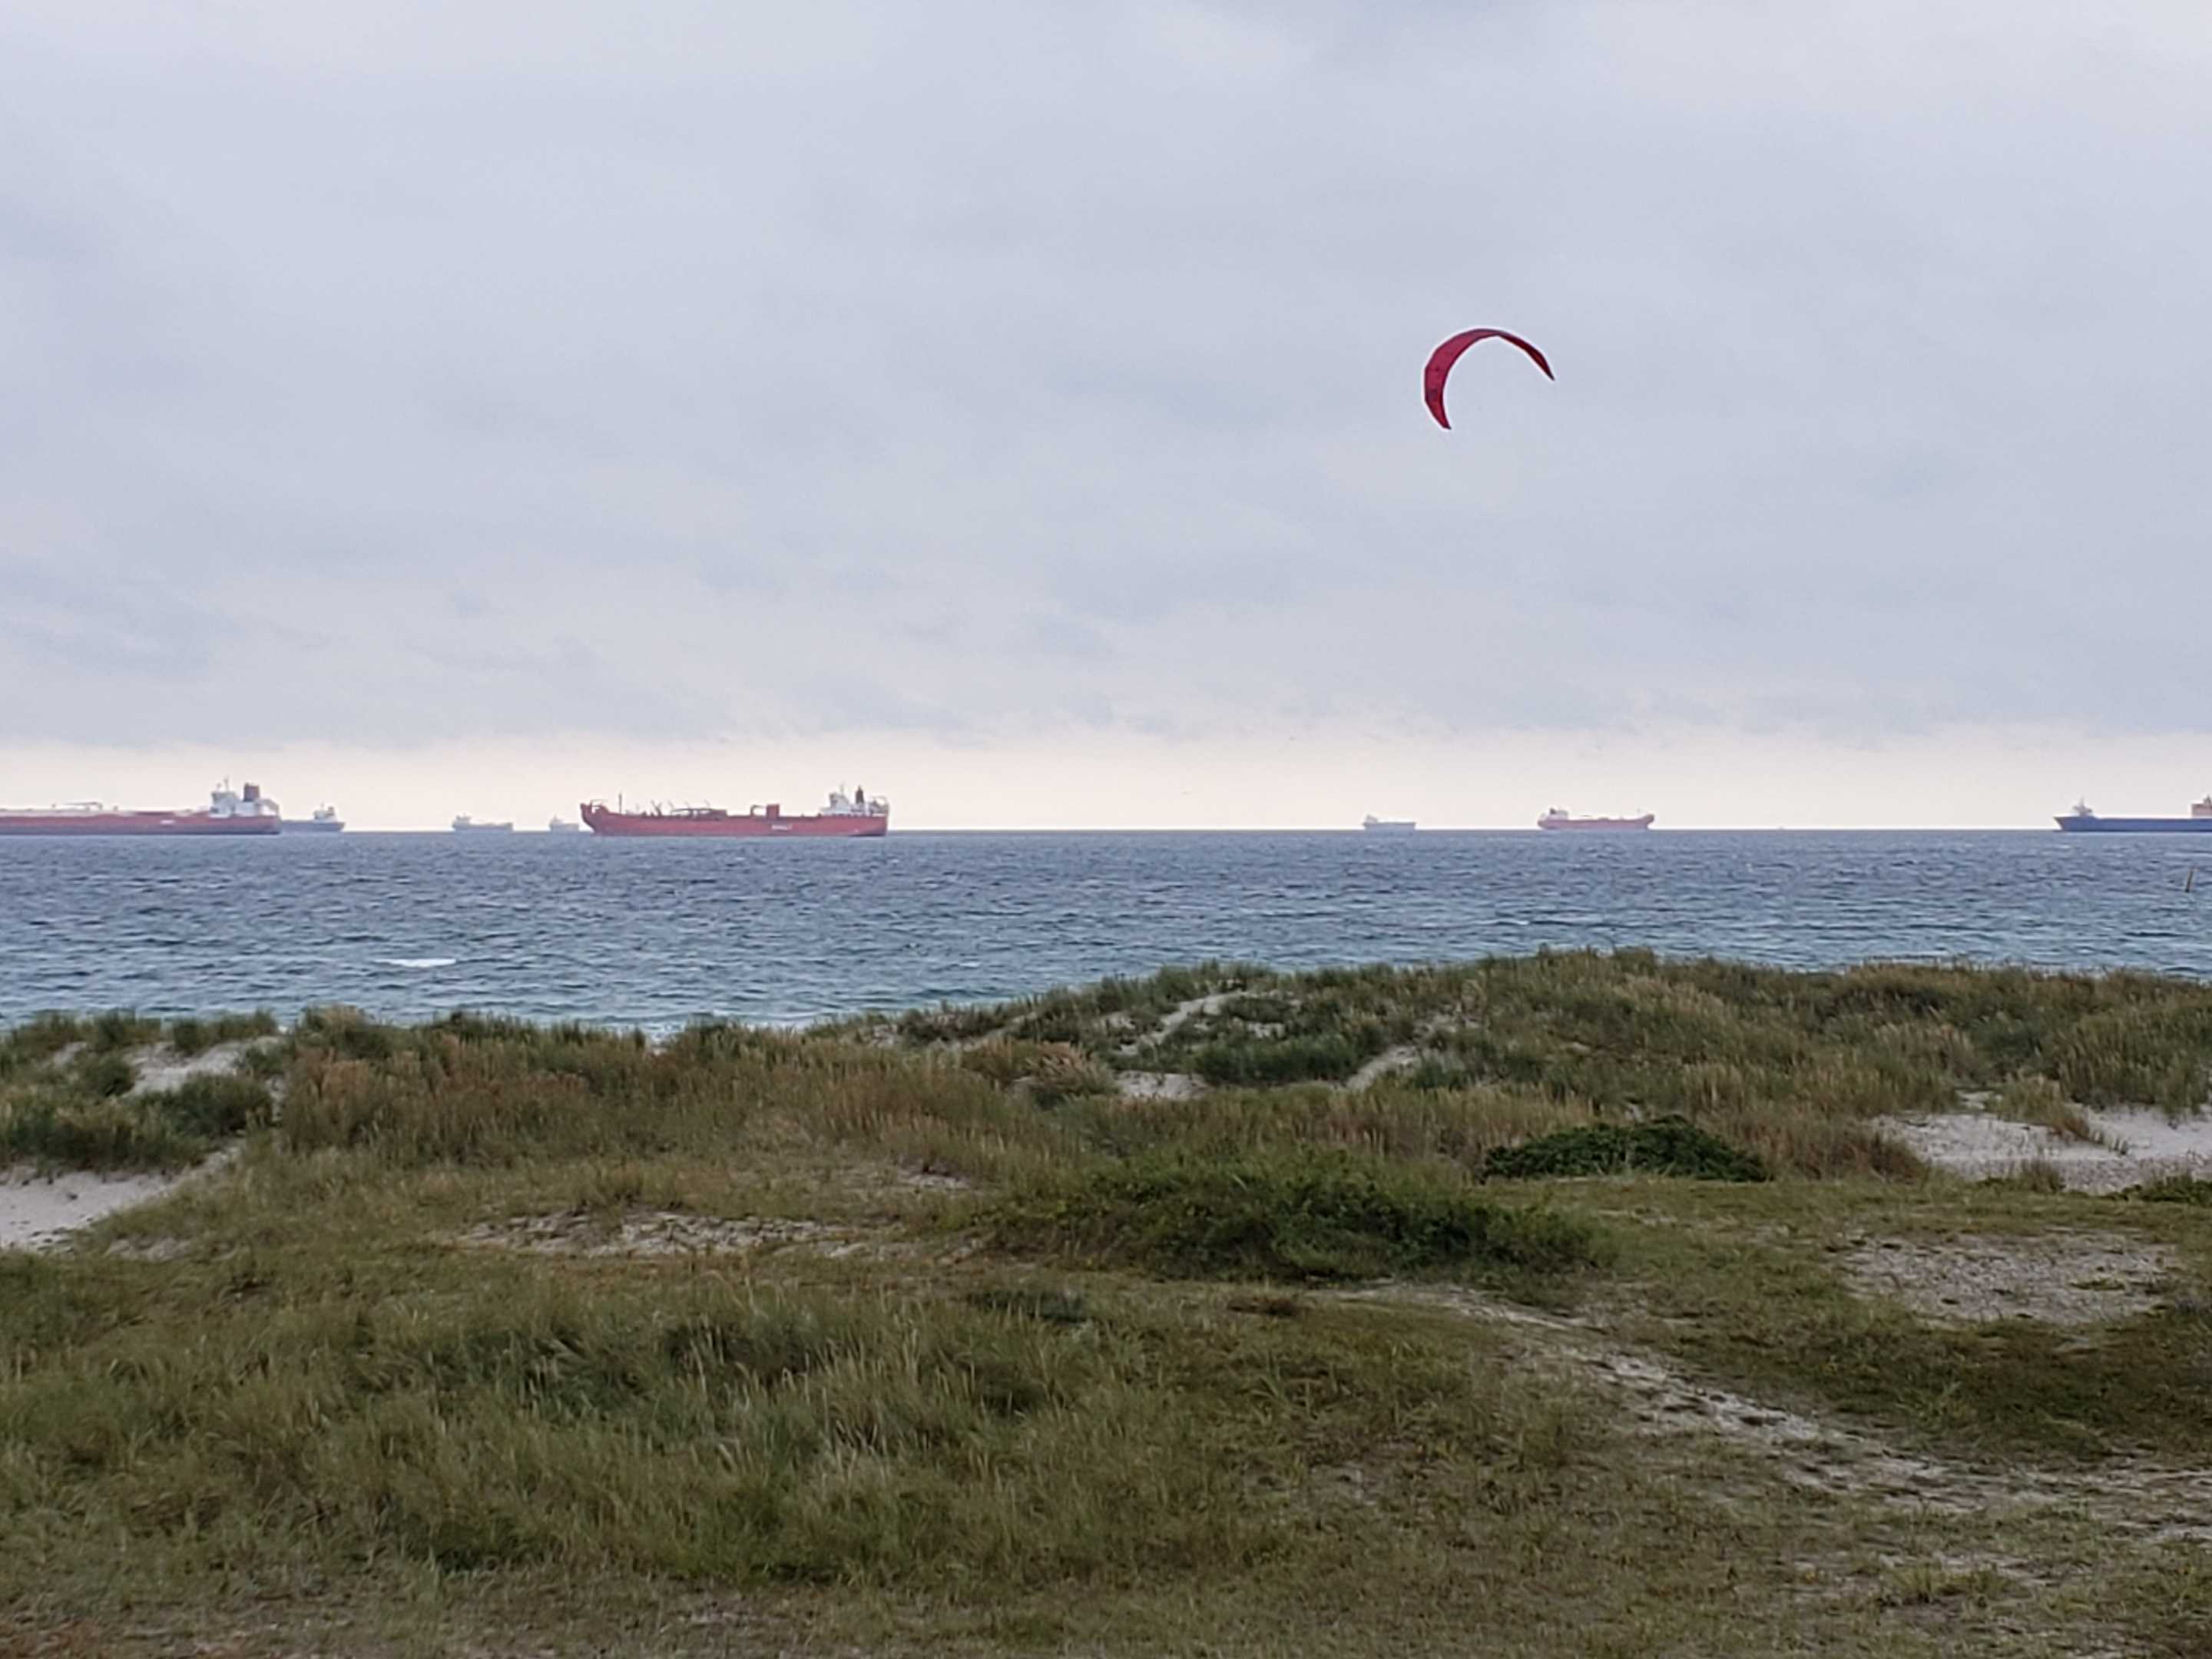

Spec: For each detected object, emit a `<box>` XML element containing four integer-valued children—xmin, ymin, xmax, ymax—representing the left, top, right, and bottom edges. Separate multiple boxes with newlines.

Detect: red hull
<box><xmin>0</xmin><ymin>812</ymin><xmax>280</xmax><ymax>836</ymax></box>
<box><xmin>581</xmin><ymin>803</ymin><xmax>888</xmax><ymax>838</ymax></box>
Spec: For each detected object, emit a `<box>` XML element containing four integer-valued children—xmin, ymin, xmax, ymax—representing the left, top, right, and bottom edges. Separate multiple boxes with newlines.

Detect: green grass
<box><xmin>6</xmin><ymin>963</ymin><xmax>2212</xmax><ymax>1656</ymax></box>
<box><xmin>868</xmin><ymin>952</ymin><xmax>2212</xmax><ymax>1122</ymax></box>
<box><xmin>986</xmin><ymin>1147</ymin><xmax>1606</xmax><ymax>1283</ymax></box>
<box><xmin>0</xmin><ymin>1256</ymin><xmax>1533</xmax><ymax>1587</ymax></box>
<box><xmin>2132</xmin><ymin>1175</ymin><xmax>2212</xmax><ymax>1206</ymax></box>
<box><xmin>0</xmin><ymin>1018</ymin><xmax>281</xmax><ymax>1171</ymax></box>
<box><xmin>1993</xmin><ymin>1074</ymin><xmax>2104</xmax><ymax>1143</ymax></box>
<box><xmin>164</xmin><ymin>1011</ymin><xmax>279</xmax><ymax>1057</ymax></box>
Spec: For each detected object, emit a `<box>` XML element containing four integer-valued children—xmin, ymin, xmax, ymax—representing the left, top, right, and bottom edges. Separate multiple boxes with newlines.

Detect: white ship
<box><xmin>451</xmin><ymin>815</ymin><xmax>515</xmax><ymax>833</ymax></box>
<box><xmin>1363</xmin><ymin>815</ymin><xmax>1416</xmax><ymax>833</ymax></box>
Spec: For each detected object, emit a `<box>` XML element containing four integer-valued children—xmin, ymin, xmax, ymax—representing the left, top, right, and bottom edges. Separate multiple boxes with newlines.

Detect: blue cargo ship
<box><xmin>2055</xmin><ymin>796</ymin><xmax>2212</xmax><ymax>833</ymax></box>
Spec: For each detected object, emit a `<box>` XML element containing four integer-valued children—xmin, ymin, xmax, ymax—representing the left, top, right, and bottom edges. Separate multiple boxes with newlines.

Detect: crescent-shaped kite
<box><xmin>1423</xmin><ymin>329</ymin><xmax>1553</xmax><ymax>429</ymax></box>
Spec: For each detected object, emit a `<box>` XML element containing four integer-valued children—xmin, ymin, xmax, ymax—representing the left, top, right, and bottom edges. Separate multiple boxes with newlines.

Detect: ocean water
<box><xmin>2</xmin><ymin>831</ymin><xmax>2209</xmax><ymax>1031</ymax></box>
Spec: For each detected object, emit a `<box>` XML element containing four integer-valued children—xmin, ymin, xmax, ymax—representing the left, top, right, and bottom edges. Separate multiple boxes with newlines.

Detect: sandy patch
<box><xmin>458</xmin><ymin>1208</ymin><xmax>942</xmax><ymax>1262</ymax></box>
<box><xmin>1342</xmin><ymin>1283</ymin><xmax>2212</xmax><ymax>1541</ymax></box>
<box><xmin>1117</xmin><ymin>1071</ymin><xmax>1204</xmax><ymax>1101</ymax></box>
<box><xmin>103</xmin><ymin>1235</ymin><xmax>193</xmax><ymax>1261</ymax></box>
<box><xmin>1345</xmin><ymin>1045</ymin><xmax>1422</xmax><ymax>1091</ymax></box>
<box><xmin>0</xmin><ymin>1150</ymin><xmax>240</xmax><ymax>1254</ymax></box>
<box><xmin>1152</xmin><ymin>992</ymin><xmax>1232</xmax><ymax>1039</ymax></box>
<box><xmin>891</xmin><ymin>1166</ymin><xmax>974</xmax><ymax>1193</ymax></box>
<box><xmin>0</xmin><ymin>1037</ymin><xmax>270</xmax><ymax>1254</ymax></box>
<box><xmin>0</xmin><ymin>1167</ymin><xmax>197</xmax><ymax>1253</ymax></box>
<box><xmin>1879</xmin><ymin>1104</ymin><xmax>2212</xmax><ymax>1192</ymax></box>
<box><xmin>127</xmin><ymin>1038</ymin><xmax>270</xmax><ymax>1097</ymax></box>
<box><xmin>1844</xmin><ymin>1233</ymin><xmax>2177</xmax><ymax>1326</ymax></box>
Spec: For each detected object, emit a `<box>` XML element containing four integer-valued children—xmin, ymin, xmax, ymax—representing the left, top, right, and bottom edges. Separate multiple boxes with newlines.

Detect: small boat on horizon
<box><xmin>1538</xmin><ymin>808</ymin><xmax>1655</xmax><ymax>832</ymax></box>
<box><xmin>452</xmin><ymin>815</ymin><xmax>515</xmax><ymax>833</ymax></box>
<box><xmin>545</xmin><ymin>816</ymin><xmax>587</xmax><ymax>833</ymax></box>
<box><xmin>1363</xmin><ymin>815</ymin><xmax>1416</xmax><ymax>833</ymax></box>
<box><xmin>284</xmin><ymin>805</ymin><xmax>345</xmax><ymax>833</ymax></box>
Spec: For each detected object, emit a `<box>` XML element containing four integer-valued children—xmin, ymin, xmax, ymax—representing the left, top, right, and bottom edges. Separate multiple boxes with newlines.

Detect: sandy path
<box><xmin>1344</xmin><ymin>1282</ymin><xmax>2212</xmax><ymax>1542</ymax></box>
<box><xmin>0</xmin><ymin>1166</ymin><xmax>201</xmax><ymax>1253</ymax></box>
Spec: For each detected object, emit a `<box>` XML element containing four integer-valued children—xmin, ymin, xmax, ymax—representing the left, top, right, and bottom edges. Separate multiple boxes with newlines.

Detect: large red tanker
<box><xmin>581</xmin><ymin>786</ymin><xmax>889</xmax><ymax>838</ymax></box>
<box><xmin>0</xmin><ymin>782</ymin><xmax>283</xmax><ymax>836</ymax></box>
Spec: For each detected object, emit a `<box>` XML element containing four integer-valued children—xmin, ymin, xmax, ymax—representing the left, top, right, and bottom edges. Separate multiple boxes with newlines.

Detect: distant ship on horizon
<box><xmin>545</xmin><ymin>816</ymin><xmax>588</xmax><ymax>834</ymax></box>
<box><xmin>581</xmin><ymin>786</ymin><xmax>889</xmax><ymax>838</ymax></box>
<box><xmin>0</xmin><ymin>782</ymin><xmax>282</xmax><ymax>837</ymax></box>
<box><xmin>452</xmin><ymin>815</ymin><xmax>515</xmax><ymax>833</ymax></box>
<box><xmin>1538</xmin><ymin>808</ymin><xmax>1655</xmax><ymax>833</ymax></box>
<box><xmin>284</xmin><ymin>805</ymin><xmax>345</xmax><ymax>833</ymax></box>
<box><xmin>1363</xmin><ymin>815</ymin><xmax>1416</xmax><ymax>833</ymax></box>
<box><xmin>2055</xmin><ymin>796</ymin><xmax>2212</xmax><ymax>833</ymax></box>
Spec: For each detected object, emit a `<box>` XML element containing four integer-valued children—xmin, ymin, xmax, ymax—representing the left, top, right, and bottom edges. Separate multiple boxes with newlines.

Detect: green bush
<box><xmin>147</xmin><ymin>1074</ymin><xmax>274</xmax><ymax>1138</ymax></box>
<box><xmin>1483</xmin><ymin>1116</ymin><xmax>1768</xmax><ymax>1183</ymax></box>
<box><xmin>2131</xmin><ymin>1176</ymin><xmax>2212</xmax><ymax>1207</ymax></box>
<box><xmin>1189</xmin><ymin>1033</ymin><xmax>1377</xmax><ymax>1086</ymax></box>
<box><xmin>71</xmin><ymin>1051</ymin><xmax>137</xmax><ymax>1099</ymax></box>
<box><xmin>988</xmin><ymin>1147</ymin><xmax>1604</xmax><ymax>1281</ymax></box>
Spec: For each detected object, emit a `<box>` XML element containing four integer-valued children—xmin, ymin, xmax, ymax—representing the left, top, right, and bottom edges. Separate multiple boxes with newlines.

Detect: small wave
<box><xmin>382</xmin><ymin>957</ymin><xmax>457</xmax><ymax>969</ymax></box>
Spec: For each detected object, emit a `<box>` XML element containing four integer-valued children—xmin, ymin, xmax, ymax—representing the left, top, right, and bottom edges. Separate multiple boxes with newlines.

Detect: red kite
<box><xmin>1423</xmin><ymin>329</ymin><xmax>1553</xmax><ymax>429</ymax></box>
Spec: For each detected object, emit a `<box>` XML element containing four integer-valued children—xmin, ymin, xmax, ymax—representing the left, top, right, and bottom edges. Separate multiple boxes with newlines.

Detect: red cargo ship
<box><xmin>0</xmin><ymin>782</ymin><xmax>283</xmax><ymax>836</ymax></box>
<box><xmin>1537</xmin><ymin>807</ymin><xmax>1655</xmax><ymax>832</ymax></box>
<box><xmin>581</xmin><ymin>786</ymin><xmax>889</xmax><ymax>838</ymax></box>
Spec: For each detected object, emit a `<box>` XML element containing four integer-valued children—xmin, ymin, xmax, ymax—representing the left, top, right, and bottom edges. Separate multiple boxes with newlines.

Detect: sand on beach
<box><xmin>0</xmin><ymin>1038</ymin><xmax>268</xmax><ymax>1253</ymax></box>
<box><xmin>0</xmin><ymin>1165</ymin><xmax>199</xmax><ymax>1253</ymax></box>
<box><xmin>1879</xmin><ymin>1104</ymin><xmax>2212</xmax><ymax>1192</ymax></box>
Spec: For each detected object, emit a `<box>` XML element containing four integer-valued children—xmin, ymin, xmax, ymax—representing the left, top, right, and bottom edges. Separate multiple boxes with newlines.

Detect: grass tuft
<box><xmin>987</xmin><ymin>1147</ymin><xmax>1605</xmax><ymax>1282</ymax></box>
<box><xmin>2131</xmin><ymin>1175</ymin><xmax>2212</xmax><ymax>1206</ymax></box>
<box><xmin>1482</xmin><ymin>1116</ymin><xmax>1768</xmax><ymax>1182</ymax></box>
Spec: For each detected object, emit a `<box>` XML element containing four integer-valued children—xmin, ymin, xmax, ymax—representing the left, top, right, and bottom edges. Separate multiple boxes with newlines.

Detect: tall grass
<box><xmin>279</xmin><ymin>1010</ymin><xmax>1056</xmax><ymax>1180</ymax></box>
<box><xmin>0</xmin><ymin>1075</ymin><xmax>275</xmax><ymax>1172</ymax></box>
<box><xmin>0</xmin><ymin>1260</ymin><xmax>1569</xmax><ymax>1590</ymax></box>
<box><xmin>906</xmin><ymin>953</ymin><xmax>2212</xmax><ymax>1116</ymax></box>
<box><xmin>988</xmin><ymin>1147</ymin><xmax>1605</xmax><ymax>1282</ymax></box>
<box><xmin>879</xmin><ymin>953</ymin><xmax>2212</xmax><ymax>1176</ymax></box>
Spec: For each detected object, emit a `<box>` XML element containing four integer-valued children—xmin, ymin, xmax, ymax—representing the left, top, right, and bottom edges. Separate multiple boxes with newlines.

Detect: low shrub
<box><xmin>988</xmin><ymin>1147</ymin><xmax>1604</xmax><ymax>1281</ymax></box>
<box><xmin>2131</xmin><ymin>1176</ymin><xmax>2212</xmax><ymax>1207</ymax></box>
<box><xmin>1482</xmin><ymin>1116</ymin><xmax>1768</xmax><ymax>1183</ymax></box>
<box><xmin>147</xmin><ymin>1074</ymin><xmax>274</xmax><ymax>1138</ymax></box>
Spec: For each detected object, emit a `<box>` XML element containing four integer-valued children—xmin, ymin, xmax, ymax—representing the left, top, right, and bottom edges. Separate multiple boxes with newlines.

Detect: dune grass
<box><xmin>859</xmin><ymin>951</ymin><xmax>2212</xmax><ymax>1175</ymax></box>
<box><xmin>0</xmin><ymin>1015</ymin><xmax>280</xmax><ymax>1172</ymax></box>
<box><xmin>986</xmin><ymin>1146</ymin><xmax>1605</xmax><ymax>1283</ymax></box>
<box><xmin>5</xmin><ymin>959</ymin><xmax>2212</xmax><ymax>1655</ymax></box>
<box><xmin>1480</xmin><ymin>1115</ymin><xmax>1769</xmax><ymax>1182</ymax></box>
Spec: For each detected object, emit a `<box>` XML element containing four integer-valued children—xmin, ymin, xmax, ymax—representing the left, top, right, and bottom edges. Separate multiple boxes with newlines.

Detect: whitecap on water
<box><xmin>382</xmin><ymin>957</ymin><xmax>458</xmax><ymax>969</ymax></box>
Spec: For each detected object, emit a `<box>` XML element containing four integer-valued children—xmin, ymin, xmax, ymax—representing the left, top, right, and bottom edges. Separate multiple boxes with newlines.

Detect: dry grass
<box><xmin>1993</xmin><ymin>1075</ymin><xmax>2111</xmax><ymax>1145</ymax></box>
<box><xmin>6</xmin><ymin>963</ymin><xmax>2212</xmax><ymax>1656</ymax></box>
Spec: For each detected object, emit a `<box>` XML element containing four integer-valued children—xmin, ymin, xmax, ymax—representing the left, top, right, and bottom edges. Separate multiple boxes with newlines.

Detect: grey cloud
<box><xmin>3</xmin><ymin>1</ymin><xmax>2210</xmax><ymax>750</ymax></box>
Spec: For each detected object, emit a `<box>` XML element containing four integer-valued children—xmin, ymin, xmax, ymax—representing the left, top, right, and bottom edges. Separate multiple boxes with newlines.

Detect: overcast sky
<box><xmin>4</xmin><ymin>2</ymin><xmax>2209</xmax><ymax>827</ymax></box>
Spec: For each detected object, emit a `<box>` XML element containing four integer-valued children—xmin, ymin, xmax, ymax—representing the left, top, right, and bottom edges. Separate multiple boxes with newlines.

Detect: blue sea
<box><xmin>2</xmin><ymin>831</ymin><xmax>2209</xmax><ymax>1031</ymax></box>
